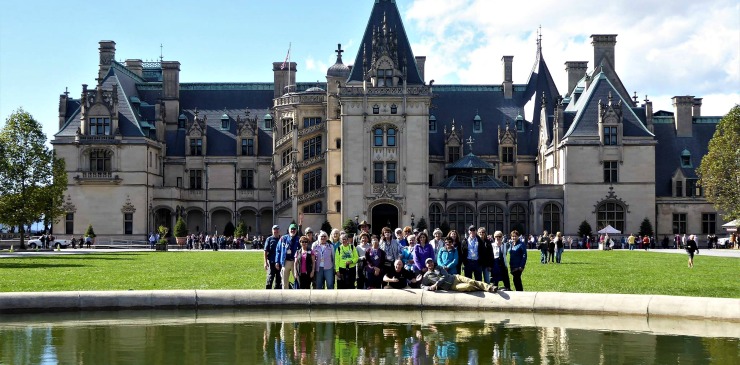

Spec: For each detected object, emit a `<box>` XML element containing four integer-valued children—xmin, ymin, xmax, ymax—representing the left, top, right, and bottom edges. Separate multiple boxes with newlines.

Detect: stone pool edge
<box><xmin>0</xmin><ymin>290</ymin><xmax>738</xmax><ymax>322</ymax></box>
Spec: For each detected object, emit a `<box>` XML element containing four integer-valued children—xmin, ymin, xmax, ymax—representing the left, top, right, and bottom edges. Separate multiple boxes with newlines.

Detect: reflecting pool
<box><xmin>0</xmin><ymin>309</ymin><xmax>738</xmax><ymax>364</ymax></box>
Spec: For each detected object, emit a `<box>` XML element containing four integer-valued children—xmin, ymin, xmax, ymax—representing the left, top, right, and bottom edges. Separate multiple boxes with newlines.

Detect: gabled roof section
<box><xmin>563</xmin><ymin>72</ymin><xmax>653</xmax><ymax>139</ymax></box>
<box><xmin>522</xmin><ymin>37</ymin><xmax>560</xmax><ymax>144</ymax></box>
<box><xmin>347</xmin><ymin>0</ymin><xmax>423</xmax><ymax>84</ymax></box>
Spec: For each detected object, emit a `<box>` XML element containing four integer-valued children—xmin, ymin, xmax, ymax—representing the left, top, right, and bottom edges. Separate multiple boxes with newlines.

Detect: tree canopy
<box><xmin>0</xmin><ymin>109</ymin><xmax>68</xmax><ymax>249</ymax></box>
<box><xmin>697</xmin><ymin>105</ymin><xmax>740</xmax><ymax>221</ymax></box>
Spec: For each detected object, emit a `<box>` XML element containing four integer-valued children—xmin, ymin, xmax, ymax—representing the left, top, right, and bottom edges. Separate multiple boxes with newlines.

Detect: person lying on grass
<box><xmin>420</xmin><ymin>258</ymin><xmax>498</xmax><ymax>293</ymax></box>
<box><xmin>383</xmin><ymin>259</ymin><xmax>422</xmax><ymax>289</ymax></box>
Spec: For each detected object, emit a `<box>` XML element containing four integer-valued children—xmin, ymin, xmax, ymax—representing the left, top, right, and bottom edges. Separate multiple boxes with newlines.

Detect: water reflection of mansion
<box><xmin>52</xmin><ymin>0</ymin><xmax>728</xmax><ymax>238</ymax></box>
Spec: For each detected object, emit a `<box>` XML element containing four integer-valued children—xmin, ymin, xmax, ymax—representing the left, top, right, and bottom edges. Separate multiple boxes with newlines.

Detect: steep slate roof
<box><xmin>347</xmin><ymin>0</ymin><xmax>423</xmax><ymax>85</ymax></box>
<box><xmin>523</xmin><ymin>45</ymin><xmax>560</xmax><ymax>143</ymax></box>
<box><xmin>563</xmin><ymin>72</ymin><xmax>653</xmax><ymax>139</ymax></box>
<box><xmin>652</xmin><ymin>117</ymin><xmax>718</xmax><ymax>197</ymax></box>
<box><xmin>447</xmin><ymin>153</ymin><xmax>495</xmax><ymax>170</ymax></box>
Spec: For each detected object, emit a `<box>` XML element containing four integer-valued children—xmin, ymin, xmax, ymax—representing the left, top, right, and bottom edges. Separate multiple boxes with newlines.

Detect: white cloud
<box><xmin>405</xmin><ymin>0</ymin><xmax>739</xmax><ymax>115</ymax></box>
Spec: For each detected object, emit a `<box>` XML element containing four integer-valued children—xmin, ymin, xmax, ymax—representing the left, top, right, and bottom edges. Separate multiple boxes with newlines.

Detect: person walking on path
<box><xmin>508</xmin><ymin>230</ymin><xmax>527</xmax><ymax>291</ymax></box>
<box><xmin>628</xmin><ymin>233</ymin><xmax>636</xmax><ymax>251</ymax></box>
<box><xmin>685</xmin><ymin>235</ymin><xmax>699</xmax><ymax>268</ymax></box>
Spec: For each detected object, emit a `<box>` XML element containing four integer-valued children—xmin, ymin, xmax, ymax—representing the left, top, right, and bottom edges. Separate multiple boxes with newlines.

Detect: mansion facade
<box><xmin>52</xmin><ymin>0</ymin><xmax>728</xmax><ymax>239</ymax></box>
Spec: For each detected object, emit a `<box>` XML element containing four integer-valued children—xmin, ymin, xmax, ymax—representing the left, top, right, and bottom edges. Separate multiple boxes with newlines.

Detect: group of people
<box><xmin>536</xmin><ymin>231</ymin><xmax>565</xmax><ymax>263</ymax></box>
<box><xmin>264</xmin><ymin>218</ymin><xmax>528</xmax><ymax>293</ymax></box>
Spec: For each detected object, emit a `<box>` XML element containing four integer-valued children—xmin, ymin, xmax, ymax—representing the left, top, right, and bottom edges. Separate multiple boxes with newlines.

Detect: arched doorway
<box><xmin>186</xmin><ymin>209</ymin><xmax>204</xmax><ymax>234</ymax></box>
<box><xmin>154</xmin><ymin>208</ymin><xmax>172</xmax><ymax>236</ymax></box>
<box><xmin>211</xmin><ymin>209</ymin><xmax>232</xmax><ymax>235</ymax></box>
<box><xmin>371</xmin><ymin>204</ymin><xmax>399</xmax><ymax>236</ymax></box>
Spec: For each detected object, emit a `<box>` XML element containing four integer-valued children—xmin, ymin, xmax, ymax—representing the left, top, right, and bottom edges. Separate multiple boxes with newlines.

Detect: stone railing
<box><xmin>298</xmin><ymin>187</ymin><xmax>326</xmax><ymax>204</ymax></box>
<box><xmin>275</xmin><ymin>199</ymin><xmax>292</xmax><ymax>213</ymax></box>
<box><xmin>181</xmin><ymin>189</ymin><xmax>204</xmax><ymax>200</ymax></box>
<box><xmin>74</xmin><ymin>171</ymin><xmax>121</xmax><ymax>184</ymax></box>
<box><xmin>339</xmin><ymin>85</ymin><xmax>431</xmax><ymax>97</ymax></box>
<box><xmin>297</xmin><ymin>153</ymin><xmax>325</xmax><ymax>169</ymax></box>
<box><xmin>297</xmin><ymin>122</ymin><xmax>326</xmax><ymax>137</ymax></box>
<box><xmin>78</xmin><ymin>134</ymin><xmax>115</xmax><ymax>142</ymax></box>
<box><xmin>274</xmin><ymin>94</ymin><xmax>326</xmax><ymax>107</ymax></box>
<box><xmin>276</xmin><ymin>164</ymin><xmax>291</xmax><ymax>179</ymax></box>
<box><xmin>238</xmin><ymin>189</ymin><xmax>255</xmax><ymax>200</ymax></box>
<box><xmin>275</xmin><ymin>132</ymin><xmax>293</xmax><ymax>150</ymax></box>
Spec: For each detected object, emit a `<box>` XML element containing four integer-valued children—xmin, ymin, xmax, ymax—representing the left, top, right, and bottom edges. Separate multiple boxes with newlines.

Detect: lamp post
<box><xmin>411</xmin><ymin>213</ymin><xmax>416</xmax><ymax>230</ymax></box>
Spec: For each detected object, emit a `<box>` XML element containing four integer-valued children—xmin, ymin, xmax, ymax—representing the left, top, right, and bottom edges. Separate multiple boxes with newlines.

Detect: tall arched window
<box><xmin>89</xmin><ymin>149</ymin><xmax>112</xmax><ymax>172</ymax></box>
<box><xmin>374</xmin><ymin>128</ymin><xmax>384</xmax><ymax>146</ymax></box>
<box><xmin>429</xmin><ymin>204</ymin><xmax>442</xmax><ymax>230</ymax></box>
<box><xmin>597</xmin><ymin>202</ymin><xmax>625</xmax><ymax>233</ymax></box>
<box><xmin>387</xmin><ymin>128</ymin><xmax>396</xmax><ymax>146</ymax></box>
<box><xmin>543</xmin><ymin>203</ymin><xmax>561</xmax><ymax>233</ymax></box>
<box><xmin>509</xmin><ymin>204</ymin><xmax>526</xmax><ymax>234</ymax></box>
<box><xmin>480</xmin><ymin>204</ymin><xmax>504</xmax><ymax>234</ymax></box>
<box><xmin>448</xmin><ymin>204</ymin><xmax>474</xmax><ymax>233</ymax></box>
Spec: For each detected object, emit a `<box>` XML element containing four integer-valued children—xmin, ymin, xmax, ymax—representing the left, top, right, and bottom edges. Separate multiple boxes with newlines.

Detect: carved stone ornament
<box><xmin>592</xmin><ymin>186</ymin><xmax>630</xmax><ymax>214</ymax></box>
<box><xmin>121</xmin><ymin>196</ymin><xmax>137</xmax><ymax>214</ymax></box>
<box><xmin>62</xmin><ymin>195</ymin><xmax>76</xmax><ymax>214</ymax></box>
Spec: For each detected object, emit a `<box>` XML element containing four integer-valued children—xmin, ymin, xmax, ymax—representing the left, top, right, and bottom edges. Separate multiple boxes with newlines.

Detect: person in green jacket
<box><xmin>335</xmin><ymin>233</ymin><xmax>359</xmax><ymax>289</ymax></box>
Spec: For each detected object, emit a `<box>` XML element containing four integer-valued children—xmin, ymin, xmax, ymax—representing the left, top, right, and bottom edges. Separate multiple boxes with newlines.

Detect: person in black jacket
<box><xmin>685</xmin><ymin>234</ymin><xmax>699</xmax><ymax>268</ymax></box>
<box><xmin>476</xmin><ymin>227</ymin><xmax>495</xmax><ymax>284</ymax></box>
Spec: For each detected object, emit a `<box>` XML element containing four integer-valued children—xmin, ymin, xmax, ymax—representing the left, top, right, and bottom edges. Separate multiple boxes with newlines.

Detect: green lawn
<box><xmin>0</xmin><ymin>250</ymin><xmax>737</xmax><ymax>298</ymax></box>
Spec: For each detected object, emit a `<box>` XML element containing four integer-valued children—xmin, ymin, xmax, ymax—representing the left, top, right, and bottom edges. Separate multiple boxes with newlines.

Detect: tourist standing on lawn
<box><xmin>355</xmin><ymin>233</ymin><xmax>371</xmax><ymax>289</ymax></box>
<box><xmin>264</xmin><ymin>225</ymin><xmax>282</xmax><ymax>289</ymax></box>
<box><xmin>477</xmin><ymin>227</ymin><xmax>495</xmax><ymax>284</ymax></box>
<box><xmin>353</xmin><ymin>220</ymin><xmax>372</xmax><ymax>246</ymax></box>
<box><xmin>335</xmin><ymin>233</ymin><xmax>358</xmax><ymax>289</ymax></box>
<box><xmin>313</xmin><ymin>231</ymin><xmax>335</xmax><ymax>289</ymax></box>
<box><xmin>430</xmin><ymin>229</ymin><xmax>445</xmax><ymax>253</ymax></box>
<box><xmin>276</xmin><ymin>223</ymin><xmax>302</xmax><ymax>289</ymax></box>
<box><xmin>401</xmin><ymin>234</ymin><xmax>417</xmax><ymax>272</ymax></box>
<box><xmin>413</xmin><ymin>231</ymin><xmax>435</xmax><ymax>275</ymax></box>
<box><xmin>365</xmin><ymin>235</ymin><xmax>386</xmax><ymax>289</ymax></box>
<box><xmin>461</xmin><ymin>225</ymin><xmax>484</xmax><ymax>280</ymax></box>
<box><xmin>547</xmin><ymin>233</ymin><xmax>556</xmax><ymax>262</ymax></box>
<box><xmin>491</xmin><ymin>231</ymin><xmax>511</xmax><ymax>291</ymax></box>
<box><xmin>446</xmin><ymin>230</ymin><xmax>463</xmax><ymax>274</ymax></box>
<box><xmin>685</xmin><ymin>234</ymin><xmax>699</xmax><ymax>268</ymax></box>
<box><xmin>436</xmin><ymin>236</ymin><xmax>459</xmax><ymax>275</ymax></box>
<box><xmin>508</xmin><ymin>230</ymin><xmax>527</xmax><ymax>291</ymax></box>
<box><xmin>293</xmin><ymin>235</ymin><xmax>315</xmax><ymax>289</ymax></box>
<box><xmin>628</xmin><ymin>233</ymin><xmax>636</xmax><ymax>250</ymax></box>
<box><xmin>538</xmin><ymin>231</ymin><xmax>549</xmax><ymax>263</ymax></box>
<box><xmin>379</xmin><ymin>227</ymin><xmax>401</xmax><ymax>274</ymax></box>
<box><xmin>555</xmin><ymin>232</ymin><xmax>564</xmax><ymax>263</ymax></box>
<box><xmin>642</xmin><ymin>235</ymin><xmax>650</xmax><ymax>251</ymax></box>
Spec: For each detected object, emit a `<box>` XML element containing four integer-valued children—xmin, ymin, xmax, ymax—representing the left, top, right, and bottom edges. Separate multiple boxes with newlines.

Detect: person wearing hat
<box><xmin>276</xmin><ymin>221</ymin><xmax>303</xmax><ymax>290</ymax></box>
<box><xmin>460</xmin><ymin>225</ymin><xmax>483</xmax><ymax>281</ymax></box>
<box><xmin>263</xmin><ymin>224</ymin><xmax>283</xmax><ymax>289</ymax></box>
<box><xmin>421</xmin><ymin>258</ymin><xmax>498</xmax><ymax>293</ymax></box>
<box><xmin>353</xmin><ymin>220</ymin><xmax>371</xmax><ymax>246</ymax></box>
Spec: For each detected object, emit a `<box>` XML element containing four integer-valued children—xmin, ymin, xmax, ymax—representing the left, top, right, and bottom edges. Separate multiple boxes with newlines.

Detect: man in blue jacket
<box><xmin>508</xmin><ymin>230</ymin><xmax>527</xmax><ymax>291</ymax></box>
<box><xmin>263</xmin><ymin>225</ymin><xmax>282</xmax><ymax>289</ymax></box>
<box><xmin>276</xmin><ymin>223</ymin><xmax>302</xmax><ymax>289</ymax></box>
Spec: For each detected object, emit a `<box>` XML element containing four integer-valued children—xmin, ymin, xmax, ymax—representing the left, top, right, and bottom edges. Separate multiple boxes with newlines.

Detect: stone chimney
<box><xmin>415</xmin><ymin>56</ymin><xmax>426</xmax><ymax>82</ymax></box>
<box><xmin>590</xmin><ymin>35</ymin><xmax>617</xmax><ymax>70</ymax></box>
<box><xmin>273</xmin><ymin>62</ymin><xmax>297</xmax><ymax>99</ymax></box>
<box><xmin>161</xmin><ymin>61</ymin><xmax>181</xmax><ymax>125</ymax></box>
<box><xmin>502</xmin><ymin>56</ymin><xmax>513</xmax><ymax>99</ymax></box>
<box><xmin>98</xmin><ymin>41</ymin><xmax>116</xmax><ymax>80</ymax></box>
<box><xmin>565</xmin><ymin>61</ymin><xmax>588</xmax><ymax>96</ymax></box>
<box><xmin>672</xmin><ymin>96</ymin><xmax>694</xmax><ymax>137</ymax></box>
<box><xmin>58</xmin><ymin>88</ymin><xmax>69</xmax><ymax>129</ymax></box>
<box><xmin>125</xmin><ymin>59</ymin><xmax>143</xmax><ymax>77</ymax></box>
<box><xmin>692</xmin><ymin>97</ymin><xmax>702</xmax><ymax>117</ymax></box>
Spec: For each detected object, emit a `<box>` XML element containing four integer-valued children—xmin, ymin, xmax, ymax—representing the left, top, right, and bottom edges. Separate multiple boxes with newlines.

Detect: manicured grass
<box><xmin>0</xmin><ymin>250</ymin><xmax>738</xmax><ymax>298</ymax></box>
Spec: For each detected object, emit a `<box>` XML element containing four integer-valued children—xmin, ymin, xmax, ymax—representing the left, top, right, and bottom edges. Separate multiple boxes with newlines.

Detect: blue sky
<box><xmin>1</xmin><ymin>0</ymin><xmax>738</xmax><ymax>141</ymax></box>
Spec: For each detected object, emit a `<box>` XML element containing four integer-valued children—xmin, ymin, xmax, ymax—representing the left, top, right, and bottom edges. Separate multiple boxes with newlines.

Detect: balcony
<box><xmin>298</xmin><ymin>187</ymin><xmax>326</xmax><ymax>204</ymax></box>
<box><xmin>73</xmin><ymin>171</ymin><xmax>121</xmax><ymax>185</ymax></box>
<box><xmin>276</xmin><ymin>199</ymin><xmax>292</xmax><ymax>213</ymax></box>
<box><xmin>275</xmin><ymin>132</ymin><xmax>293</xmax><ymax>150</ymax></box>
<box><xmin>238</xmin><ymin>189</ymin><xmax>255</xmax><ymax>200</ymax></box>
<box><xmin>181</xmin><ymin>189</ymin><xmax>204</xmax><ymax>201</ymax></box>
<box><xmin>297</xmin><ymin>153</ymin><xmax>325</xmax><ymax>169</ymax></box>
<box><xmin>276</xmin><ymin>164</ymin><xmax>291</xmax><ymax>179</ymax></box>
<box><xmin>297</xmin><ymin>122</ymin><xmax>326</xmax><ymax>137</ymax></box>
<box><xmin>274</xmin><ymin>93</ymin><xmax>326</xmax><ymax>107</ymax></box>
<box><xmin>77</xmin><ymin>134</ymin><xmax>118</xmax><ymax>145</ymax></box>
<box><xmin>339</xmin><ymin>85</ymin><xmax>431</xmax><ymax>97</ymax></box>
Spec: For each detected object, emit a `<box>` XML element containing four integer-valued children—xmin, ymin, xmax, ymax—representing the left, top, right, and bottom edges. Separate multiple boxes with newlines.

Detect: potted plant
<box><xmin>156</xmin><ymin>225</ymin><xmax>169</xmax><ymax>252</ymax></box>
<box><xmin>174</xmin><ymin>217</ymin><xmax>187</xmax><ymax>247</ymax></box>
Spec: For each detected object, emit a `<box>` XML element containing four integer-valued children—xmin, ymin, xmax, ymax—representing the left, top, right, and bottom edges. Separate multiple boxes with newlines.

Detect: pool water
<box><xmin>0</xmin><ymin>309</ymin><xmax>737</xmax><ymax>364</ymax></box>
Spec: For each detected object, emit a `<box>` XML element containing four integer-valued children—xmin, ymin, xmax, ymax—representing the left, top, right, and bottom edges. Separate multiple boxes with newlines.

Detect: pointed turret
<box><xmin>347</xmin><ymin>0</ymin><xmax>424</xmax><ymax>85</ymax></box>
<box><xmin>522</xmin><ymin>28</ymin><xmax>560</xmax><ymax>144</ymax></box>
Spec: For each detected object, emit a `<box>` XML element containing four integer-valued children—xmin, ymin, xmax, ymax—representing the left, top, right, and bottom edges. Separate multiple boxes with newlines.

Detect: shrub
<box><xmin>174</xmin><ymin>217</ymin><xmax>187</xmax><ymax>237</ymax></box>
<box><xmin>85</xmin><ymin>224</ymin><xmax>96</xmax><ymax>238</ymax></box>
<box><xmin>577</xmin><ymin>220</ymin><xmax>593</xmax><ymax>238</ymax></box>
<box><xmin>223</xmin><ymin>222</ymin><xmax>235</xmax><ymax>237</ymax></box>
<box><xmin>234</xmin><ymin>221</ymin><xmax>247</xmax><ymax>238</ymax></box>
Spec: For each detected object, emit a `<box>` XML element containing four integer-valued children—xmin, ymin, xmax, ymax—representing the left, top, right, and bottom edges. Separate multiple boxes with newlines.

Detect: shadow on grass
<box><xmin>7</xmin><ymin>254</ymin><xmax>141</xmax><ymax>261</ymax></box>
<box><xmin>0</xmin><ymin>263</ymin><xmax>86</xmax><ymax>269</ymax></box>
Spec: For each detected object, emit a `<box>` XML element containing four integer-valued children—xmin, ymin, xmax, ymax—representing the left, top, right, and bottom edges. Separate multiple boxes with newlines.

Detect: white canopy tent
<box><xmin>597</xmin><ymin>225</ymin><xmax>622</xmax><ymax>234</ymax></box>
<box><xmin>722</xmin><ymin>219</ymin><xmax>738</xmax><ymax>232</ymax></box>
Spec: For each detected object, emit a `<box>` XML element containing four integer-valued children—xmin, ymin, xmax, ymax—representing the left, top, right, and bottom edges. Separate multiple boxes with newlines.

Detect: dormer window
<box><xmin>429</xmin><ymin>115</ymin><xmax>437</xmax><ymax>133</ymax></box>
<box><xmin>221</xmin><ymin>114</ymin><xmax>229</xmax><ymax>130</ymax></box>
<box><xmin>502</xmin><ymin>147</ymin><xmax>514</xmax><ymax>163</ymax></box>
<box><xmin>515</xmin><ymin>114</ymin><xmax>524</xmax><ymax>132</ymax></box>
<box><xmin>390</xmin><ymin>104</ymin><xmax>398</xmax><ymax>114</ymax></box>
<box><xmin>373</xmin><ymin>104</ymin><xmax>380</xmax><ymax>114</ymax></box>
<box><xmin>190</xmin><ymin>138</ymin><xmax>203</xmax><ymax>156</ymax></box>
<box><xmin>263</xmin><ymin>114</ymin><xmax>273</xmax><ymax>130</ymax></box>
<box><xmin>89</xmin><ymin>117</ymin><xmax>111</xmax><ymax>135</ymax></box>
<box><xmin>603</xmin><ymin>126</ymin><xmax>617</xmax><ymax>145</ymax></box>
<box><xmin>377</xmin><ymin>69</ymin><xmax>393</xmax><ymax>87</ymax></box>
<box><xmin>680</xmin><ymin>149</ymin><xmax>692</xmax><ymax>167</ymax></box>
<box><xmin>473</xmin><ymin>113</ymin><xmax>482</xmax><ymax>133</ymax></box>
<box><xmin>178</xmin><ymin>114</ymin><xmax>187</xmax><ymax>129</ymax></box>
<box><xmin>448</xmin><ymin>146</ymin><xmax>461</xmax><ymax>163</ymax></box>
<box><xmin>241</xmin><ymin>138</ymin><xmax>254</xmax><ymax>156</ymax></box>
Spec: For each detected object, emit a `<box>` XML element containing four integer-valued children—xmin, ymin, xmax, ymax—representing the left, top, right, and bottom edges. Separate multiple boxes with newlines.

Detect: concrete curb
<box><xmin>0</xmin><ymin>290</ymin><xmax>738</xmax><ymax>321</ymax></box>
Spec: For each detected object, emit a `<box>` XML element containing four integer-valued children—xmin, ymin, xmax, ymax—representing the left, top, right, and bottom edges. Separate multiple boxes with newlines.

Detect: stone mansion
<box><xmin>52</xmin><ymin>0</ymin><xmax>728</xmax><ymax>238</ymax></box>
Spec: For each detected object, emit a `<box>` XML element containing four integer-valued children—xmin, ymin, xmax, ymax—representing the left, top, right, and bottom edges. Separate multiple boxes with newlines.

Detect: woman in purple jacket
<box><xmin>413</xmin><ymin>231</ymin><xmax>435</xmax><ymax>274</ymax></box>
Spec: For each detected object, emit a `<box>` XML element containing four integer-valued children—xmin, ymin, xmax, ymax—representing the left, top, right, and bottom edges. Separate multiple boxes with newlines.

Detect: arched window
<box><xmin>429</xmin><ymin>204</ymin><xmax>442</xmax><ymax>231</ymax></box>
<box><xmin>387</xmin><ymin>128</ymin><xmax>396</xmax><ymax>146</ymax></box>
<box><xmin>448</xmin><ymin>204</ymin><xmax>474</xmax><ymax>233</ymax></box>
<box><xmin>509</xmin><ymin>204</ymin><xmax>526</xmax><ymax>234</ymax></box>
<box><xmin>543</xmin><ymin>203</ymin><xmax>561</xmax><ymax>233</ymax></box>
<box><xmin>374</xmin><ymin>128</ymin><xmax>384</xmax><ymax>146</ymax></box>
<box><xmin>597</xmin><ymin>202</ymin><xmax>625</xmax><ymax>233</ymax></box>
<box><xmin>89</xmin><ymin>149</ymin><xmax>112</xmax><ymax>172</ymax></box>
<box><xmin>480</xmin><ymin>204</ymin><xmax>504</xmax><ymax>234</ymax></box>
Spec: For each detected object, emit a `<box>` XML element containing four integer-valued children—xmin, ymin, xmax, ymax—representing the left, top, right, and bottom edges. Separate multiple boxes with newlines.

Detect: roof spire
<box><xmin>466</xmin><ymin>136</ymin><xmax>475</xmax><ymax>155</ymax></box>
<box><xmin>335</xmin><ymin>43</ymin><xmax>344</xmax><ymax>63</ymax></box>
<box><xmin>537</xmin><ymin>25</ymin><xmax>542</xmax><ymax>54</ymax></box>
<box><xmin>160</xmin><ymin>43</ymin><xmax>163</xmax><ymax>62</ymax></box>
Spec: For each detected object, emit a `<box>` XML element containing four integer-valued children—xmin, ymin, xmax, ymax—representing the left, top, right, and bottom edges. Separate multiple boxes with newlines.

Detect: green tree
<box><xmin>577</xmin><ymin>220</ymin><xmax>593</xmax><ymax>238</ymax></box>
<box><xmin>223</xmin><ymin>221</ymin><xmax>235</xmax><ymax>237</ymax></box>
<box><xmin>698</xmin><ymin>105</ymin><xmax>740</xmax><ymax>221</ymax></box>
<box><xmin>342</xmin><ymin>218</ymin><xmax>357</xmax><ymax>235</ymax></box>
<box><xmin>85</xmin><ymin>224</ymin><xmax>96</xmax><ymax>238</ymax></box>
<box><xmin>0</xmin><ymin>109</ymin><xmax>67</xmax><ymax>249</ymax></box>
<box><xmin>416</xmin><ymin>217</ymin><xmax>428</xmax><ymax>232</ymax></box>
<box><xmin>174</xmin><ymin>216</ymin><xmax>188</xmax><ymax>237</ymax></box>
<box><xmin>234</xmin><ymin>221</ymin><xmax>247</xmax><ymax>238</ymax></box>
<box><xmin>638</xmin><ymin>218</ymin><xmax>654</xmax><ymax>238</ymax></box>
<box><xmin>320</xmin><ymin>220</ymin><xmax>333</xmax><ymax>234</ymax></box>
